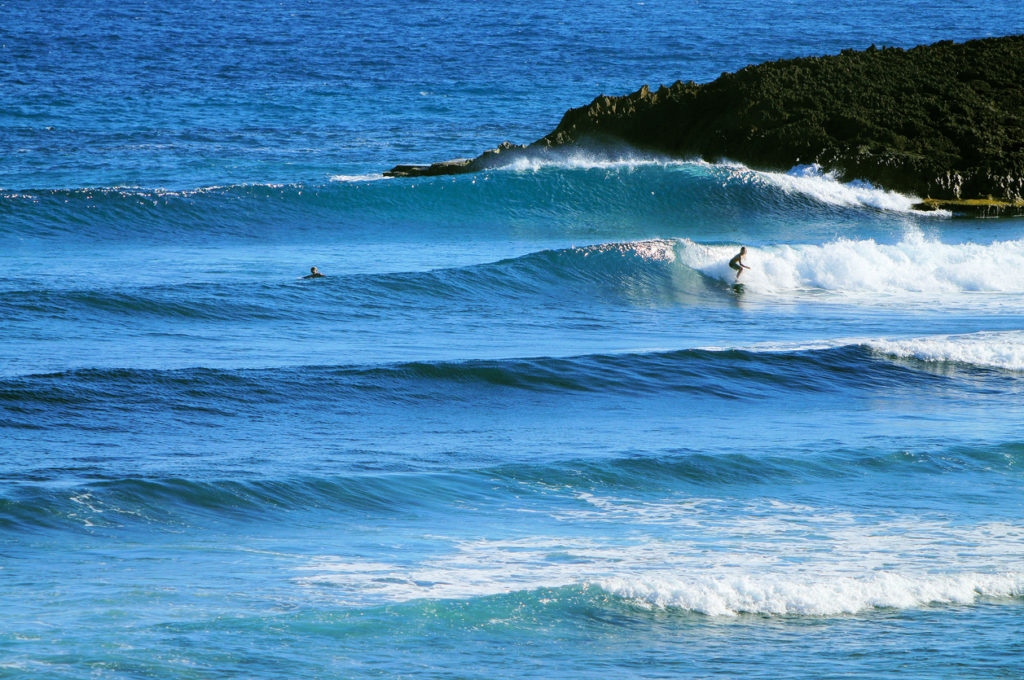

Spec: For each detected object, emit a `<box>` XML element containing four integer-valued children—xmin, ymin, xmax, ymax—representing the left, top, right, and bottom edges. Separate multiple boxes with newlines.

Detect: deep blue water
<box><xmin>2</xmin><ymin>2</ymin><xmax>1024</xmax><ymax>678</ymax></box>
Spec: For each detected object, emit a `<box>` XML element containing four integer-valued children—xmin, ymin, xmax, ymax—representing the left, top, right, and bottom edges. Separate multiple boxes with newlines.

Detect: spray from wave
<box><xmin>710</xmin><ymin>162</ymin><xmax>941</xmax><ymax>214</ymax></box>
<box><xmin>499</xmin><ymin>147</ymin><xmax>681</xmax><ymax>172</ymax></box>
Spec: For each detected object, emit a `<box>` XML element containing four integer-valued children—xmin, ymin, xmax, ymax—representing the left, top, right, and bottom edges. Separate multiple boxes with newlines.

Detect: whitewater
<box><xmin>4</xmin><ymin>1</ymin><xmax>1024</xmax><ymax>679</ymax></box>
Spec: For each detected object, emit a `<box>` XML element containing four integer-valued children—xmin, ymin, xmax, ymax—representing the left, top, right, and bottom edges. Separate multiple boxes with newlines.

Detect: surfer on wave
<box><xmin>729</xmin><ymin>247</ymin><xmax>750</xmax><ymax>281</ymax></box>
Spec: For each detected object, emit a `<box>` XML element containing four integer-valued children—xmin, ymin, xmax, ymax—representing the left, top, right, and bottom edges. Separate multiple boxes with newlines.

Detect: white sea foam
<box><xmin>597</xmin><ymin>571</ymin><xmax>1024</xmax><ymax>616</ymax></box>
<box><xmin>676</xmin><ymin>233</ymin><xmax>1024</xmax><ymax>296</ymax></box>
<box><xmin>296</xmin><ymin>495</ymin><xmax>1024</xmax><ymax>616</ymax></box>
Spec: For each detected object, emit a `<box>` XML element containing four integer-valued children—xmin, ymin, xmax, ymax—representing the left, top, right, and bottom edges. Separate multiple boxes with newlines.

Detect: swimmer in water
<box><xmin>303</xmin><ymin>266</ymin><xmax>325</xmax><ymax>279</ymax></box>
<box><xmin>728</xmin><ymin>247</ymin><xmax>750</xmax><ymax>281</ymax></box>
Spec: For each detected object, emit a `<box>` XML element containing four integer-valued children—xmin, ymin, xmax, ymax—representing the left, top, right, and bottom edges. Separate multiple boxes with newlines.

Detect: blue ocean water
<box><xmin>3</xmin><ymin>1</ymin><xmax>1024</xmax><ymax>678</ymax></box>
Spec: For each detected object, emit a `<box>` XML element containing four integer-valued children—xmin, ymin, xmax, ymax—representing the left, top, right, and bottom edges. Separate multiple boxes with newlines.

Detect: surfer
<box><xmin>303</xmin><ymin>266</ymin><xmax>325</xmax><ymax>279</ymax></box>
<box><xmin>729</xmin><ymin>247</ymin><xmax>750</xmax><ymax>281</ymax></box>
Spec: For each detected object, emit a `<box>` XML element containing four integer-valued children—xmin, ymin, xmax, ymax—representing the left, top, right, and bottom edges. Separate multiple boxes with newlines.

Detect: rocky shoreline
<box><xmin>386</xmin><ymin>36</ymin><xmax>1024</xmax><ymax>214</ymax></box>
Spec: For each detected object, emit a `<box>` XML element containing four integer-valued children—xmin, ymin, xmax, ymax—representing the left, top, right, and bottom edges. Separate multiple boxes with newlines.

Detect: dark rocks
<box><xmin>384</xmin><ymin>141</ymin><xmax>528</xmax><ymax>178</ymax></box>
<box><xmin>385</xmin><ymin>36</ymin><xmax>1024</xmax><ymax>203</ymax></box>
<box><xmin>384</xmin><ymin>158</ymin><xmax>477</xmax><ymax>178</ymax></box>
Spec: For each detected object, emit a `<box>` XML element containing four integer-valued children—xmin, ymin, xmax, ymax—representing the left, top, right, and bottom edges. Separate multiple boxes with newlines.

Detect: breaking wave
<box><xmin>595</xmin><ymin>571</ymin><xmax>1024</xmax><ymax>617</ymax></box>
<box><xmin>679</xmin><ymin>233</ymin><xmax>1024</xmax><ymax>295</ymax></box>
<box><xmin>865</xmin><ymin>331</ymin><xmax>1024</xmax><ymax>371</ymax></box>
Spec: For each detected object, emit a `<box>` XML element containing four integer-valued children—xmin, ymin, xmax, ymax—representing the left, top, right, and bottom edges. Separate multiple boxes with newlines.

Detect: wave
<box><xmin>298</xmin><ymin>513</ymin><xmax>1024</xmax><ymax>615</ymax></box>
<box><xmin>708</xmin><ymin>330</ymin><xmax>1024</xmax><ymax>372</ymax></box>
<box><xmin>328</xmin><ymin>174</ymin><xmax>388</xmax><ymax>183</ymax></box>
<box><xmin>1</xmin><ymin>157</ymin><xmax>944</xmax><ymax>244</ymax></box>
<box><xmin>677</xmin><ymin>232</ymin><xmax>1024</xmax><ymax>295</ymax></box>
<box><xmin>2</xmin><ymin>332</ymin><xmax>1020</xmax><ymax>432</ymax></box>
<box><xmin>0</xmin><ymin>240</ymin><xmax>688</xmax><ymax>323</ymax></box>
<box><xmin>0</xmin><ymin>474</ymin><xmax>477</xmax><ymax>531</ymax></box>
<box><xmin>593</xmin><ymin>571</ymin><xmax>1024</xmax><ymax>617</ymax></box>
<box><xmin>509</xmin><ymin>233</ymin><xmax>1024</xmax><ymax>301</ymax></box>
<box><xmin>0</xmin><ymin>281</ymin><xmax>349</xmax><ymax>323</ymax></box>
<box><xmin>485</xmin><ymin>148</ymin><xmax>936</xmax><ymax>215</ymax></box>
<box><xmin>865</xmin><ymin>331</ymin><xmax>1024</xmax><ymax>371</ymax></box>
<box><xmin>0</xmin><ymin>344</ymin><xmax>956</xmax><ymax>418</ymax></box>
<box><xmin>6</xmin><ymin>234</ymin><xmax>1024</xmax><ymax>327</ymax></box>
<box><xmin>0</xmin><ymin>183</ymin><xmax>348</xmax><ymax>242</ymax></box>
<box><xmin>712</xmin><ymin>162</ymin><xmax>939</xmax><ymax>214</ymax></box>
<box><xmin>215</xmin><ymin>572</ymin><xmax>1024</xmax><ymax>634</ymax></box>
<box><xmin>4</xmin><ymin>418</ymin><xmax>1022</xmax><ymax>530</ymax></box>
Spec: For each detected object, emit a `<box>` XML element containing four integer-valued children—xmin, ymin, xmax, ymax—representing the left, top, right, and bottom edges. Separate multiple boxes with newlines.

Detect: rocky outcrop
<box><xmin>384</xmin><ymin>142</ymin><xmax>527</xmax><ymax>178</ymax></box>
<box><xmin>385</xmin><ymin>36</ymin><xmax>1024</xmax><ymax>206</ymax></box>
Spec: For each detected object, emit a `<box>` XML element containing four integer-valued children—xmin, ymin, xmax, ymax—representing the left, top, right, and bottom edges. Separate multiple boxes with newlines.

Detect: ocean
<box><xmin>2</xmin><ymin>1</ymin><xmax>1023</xmax><ymax>677</ymax></box>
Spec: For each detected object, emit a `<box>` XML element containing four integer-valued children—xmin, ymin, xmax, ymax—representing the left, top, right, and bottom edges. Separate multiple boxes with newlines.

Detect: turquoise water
<box><xmin>3</xmin><ymin>2</ymin><xmax>1024</xmax><ymax>678</ymax></box>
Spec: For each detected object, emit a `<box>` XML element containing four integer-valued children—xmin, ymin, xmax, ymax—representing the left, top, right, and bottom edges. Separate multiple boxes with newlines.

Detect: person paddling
<box><xmin>729</xmin><ymin>247</ymin><xmax>750</xmax><ymax>281</ymax></box>
<box><xmin>303</xmin><ymin>266</ymin><xmax>325</xmax><ymax>279</ymax></box>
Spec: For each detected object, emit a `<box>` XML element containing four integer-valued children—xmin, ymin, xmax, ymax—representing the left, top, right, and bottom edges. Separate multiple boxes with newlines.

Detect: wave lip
<box><xmin>6</xmin><ymin>236</ymin><xmax>1022</xmax><ymax>322</ymax></box>
<box><xmin>3</xmin><ymin>332</ymin><xmax>1013</xmax><ymax>418</ymax></box>
<box><xmin>596</xmin><ymin>571</ymin><xmax>1024</xmax><ymax>617</ymax></box>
